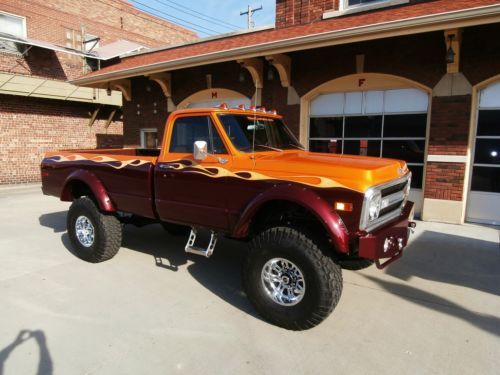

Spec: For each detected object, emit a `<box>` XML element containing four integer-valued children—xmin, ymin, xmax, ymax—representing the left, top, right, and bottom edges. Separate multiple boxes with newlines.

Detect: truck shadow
<box><xmin>384</xmin><ymin>229</ymin><xmax>500</xmax><ymax>297</ymax></box>
<box><xmin>120</xmin><ymin>224</ymin><xmax>261</xmax><ymax>320</ymax></box>
<box><xmin>38</xmin><ymin>211</ymin><xmax>67</xmax><ymax>233</ymax></box>
<box><xmin>361</xmin><ymin>274</ymin><xmax>500</xmax><ymax>337</ymax></box>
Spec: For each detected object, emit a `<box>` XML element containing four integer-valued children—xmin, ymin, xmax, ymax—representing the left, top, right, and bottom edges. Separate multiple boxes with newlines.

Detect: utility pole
<box><xmin>240</xmin><ymin>5</ymin><xmax>263</xmax><ymax>30</ymax></box>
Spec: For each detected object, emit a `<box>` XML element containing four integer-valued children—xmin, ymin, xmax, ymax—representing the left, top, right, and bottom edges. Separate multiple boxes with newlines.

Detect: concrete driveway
<box><xmin>0</xmin><ymin>185</ymin><xmax>499</xmax><ymax>375</ymax></box>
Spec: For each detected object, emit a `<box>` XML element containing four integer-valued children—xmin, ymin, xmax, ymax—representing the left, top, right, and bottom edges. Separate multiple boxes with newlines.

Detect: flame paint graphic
<box><xmin>166</xmin><ymin>160</ymin><xmax>350</xmax><ymax>190</ymax></box>
<box><xmin>47</xmin><ymin>154</ymin><xmax>151</xmax><ymax>169</ymax></box>
<box><xmin>45</xmin><ymin>155</ymin><xmax>351</xmax><ymax>190</ymax></box>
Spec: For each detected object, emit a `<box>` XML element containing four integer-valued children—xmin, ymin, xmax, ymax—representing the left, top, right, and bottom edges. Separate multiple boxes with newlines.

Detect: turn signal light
<box><xmin>335</xmin><ymin>202</ymin><xmax>353</xmax><ymax>212</ymax></box>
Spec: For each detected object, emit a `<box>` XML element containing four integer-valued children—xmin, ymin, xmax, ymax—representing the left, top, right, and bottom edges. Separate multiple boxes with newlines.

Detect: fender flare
<box><xmin>232</xmin><ymin>184</ymin><xmax>349</xmax><ymax>254</ymax></box>
<box><xmin>60</xmin><ymin>169</ymin><xmax>115</xmax><ymax>212</ymax></box>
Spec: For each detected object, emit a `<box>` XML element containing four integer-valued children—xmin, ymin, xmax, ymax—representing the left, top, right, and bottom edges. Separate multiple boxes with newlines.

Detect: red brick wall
<box><xmin>0</xmin><ymin>0</ymin><xmax>197</xmax><ymax>81</ymax></box>
<box><xmin>276</xmin><ymin>0</ymin><xmax>336</xmax><ymax>28</ymax></box>
<box><xmin>275</xmin><ymin>0</ymin><xmax>432</xmax><ymax>28</ymax></box>
<box><xmin>124</xmin><ymin>63</ymin><xmax>256</xmax><ymax>147</ymax></box>
<box><xmin>0</xmin><ymin>0</ymin><xmax>196</xmax><ymax>184</ymax></box>
<box><xmin>0</xmin><ymin>94</ymin><xmax>123</xmax><ymax>184</ymax></box>
<box><xmin>424</xmin><ymin>162</ymin><xmax>465</xmax><ymax>201</ymax></box>
<box><xmin>428</xmin><ymin>95</ymin><xmax>471</xmax><ymax>156</ymax></box>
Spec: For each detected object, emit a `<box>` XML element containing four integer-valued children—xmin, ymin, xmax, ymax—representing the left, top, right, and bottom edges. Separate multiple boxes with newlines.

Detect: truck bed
<box><xmin>41</xmin><ymin>148</ymin><xmax>160</xmax><ymax>218</ymax></box>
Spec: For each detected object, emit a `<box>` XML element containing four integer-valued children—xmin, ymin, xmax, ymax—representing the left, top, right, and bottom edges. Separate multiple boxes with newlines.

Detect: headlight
<box><xmin>368</xmin><ymin>192</ymin><xmax>382</xmax><ymax>221</ymax></box>
<box><xmin>403</xmin><ymin>174</ymin><xmax>412</xmax><ymax>205</ymax></box>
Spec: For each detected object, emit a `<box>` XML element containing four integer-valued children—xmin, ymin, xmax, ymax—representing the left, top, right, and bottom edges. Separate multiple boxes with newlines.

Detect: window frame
<box><xmin>324</xmin><ymin>0</ymin><xmax>409</xmax><ymax>18</ymax></box>
<box><xmin>140</xmin><ymin>128</ymin><xmax>158</xmax><ymax>149</ymax></box>
<box><xmin>0</xmin><ymin>10</ymin><xmax>27</xmax><ymax>38</ymax></box>
<box><xmin>168</xmin><ymin>115</ymin><xmax>229</xmax><ymax>155</ymax></box>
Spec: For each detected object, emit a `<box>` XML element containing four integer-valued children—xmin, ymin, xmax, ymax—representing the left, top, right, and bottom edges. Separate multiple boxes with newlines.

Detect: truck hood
<box><xmin>252</xmin><ymin>151</ymin><xmax>408</xmax><ymax>193</ymax></box>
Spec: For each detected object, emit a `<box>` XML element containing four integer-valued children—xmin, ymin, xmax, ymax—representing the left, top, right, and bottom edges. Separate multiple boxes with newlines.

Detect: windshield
<box><xmin>217</xmin><ymin>114</ymin><xmax>304</xmax><ymax>152</ymax></box>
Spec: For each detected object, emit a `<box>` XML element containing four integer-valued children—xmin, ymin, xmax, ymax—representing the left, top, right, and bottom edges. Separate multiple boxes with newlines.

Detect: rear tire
<box><xmin>67</xmin><ymin>197</ymin><xmax>122</xmax><ymax>263</ymax></box>
<box><xmin>242</xmin><ymin>227</ymin><xmax>342</xmax><ymax>330</ymax></box>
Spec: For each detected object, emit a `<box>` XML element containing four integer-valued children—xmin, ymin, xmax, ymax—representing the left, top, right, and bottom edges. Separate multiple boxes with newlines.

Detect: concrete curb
<box><xmin>0</xmin><ymin>183</ymin><xmax>42</xmax><ymax>192</ymax></box>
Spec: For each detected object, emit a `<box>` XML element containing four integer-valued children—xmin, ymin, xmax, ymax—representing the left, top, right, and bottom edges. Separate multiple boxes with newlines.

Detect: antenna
<box><xmin>240</xmin><ymin>5</ymin><xmax>263</xmax><ymax>30</ymax></box>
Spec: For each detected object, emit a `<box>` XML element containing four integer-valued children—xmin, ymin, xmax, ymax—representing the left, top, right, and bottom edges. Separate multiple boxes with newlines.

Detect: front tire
<box><xmin>242</xmin><ymin>227</ymin><xmax>343</xmax><ymax>330</ymax></box>
<box><xmin>338</xmin><ymin>256</ymin><xmax>374</xmax><ymax>270</ymax></box>
<box><xmin>67</xmin><ymin>197</ymin><xmax>122</xmax><ymax>263</ymax></box>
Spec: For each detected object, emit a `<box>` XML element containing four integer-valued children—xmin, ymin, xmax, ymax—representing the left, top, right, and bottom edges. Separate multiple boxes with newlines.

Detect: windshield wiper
<box><xmin>287</xmin><ymin>143</ymin><xmax>305</xmax><ymax>150</ymax></box>
<box><xmin>254</xmin><ymin>144</ymin><xmax>283</xmax><ymax>152</ymax></box>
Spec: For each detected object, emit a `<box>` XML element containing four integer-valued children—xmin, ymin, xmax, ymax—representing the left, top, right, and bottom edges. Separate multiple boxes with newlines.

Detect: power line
<box><xmin>94</xmin><ymin>0</ymin><xmax>198</xmax><ymax>40</ymax></box>
<box><xmin>129</xmin><ymin>0</ymin><xmax>221</xmax><ymax>36</ymax></box>
<box><xmin>155</xmin><ymin>0</ymin><xmax>242</xmax><ymax>30</ymax></box>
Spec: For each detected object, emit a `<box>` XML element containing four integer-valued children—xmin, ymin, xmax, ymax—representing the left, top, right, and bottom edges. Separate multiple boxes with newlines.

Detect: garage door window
<box><xmin>309</xmin><ymin>89</ymin><xmax>428</xmax><ymax>188</ymax></box>
<box><xmin>471</xmin><ymin>84</ymin><xmax>500</xmax><ymax>193</ymax></box>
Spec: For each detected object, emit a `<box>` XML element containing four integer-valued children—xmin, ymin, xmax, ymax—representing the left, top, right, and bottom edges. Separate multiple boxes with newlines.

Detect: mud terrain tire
<box><xmin>67</xmin><ymin>197</ymin><xmax>122</xmax><ymax>263</ymax></box>
<box><xmin>242</xmin><ymin>227</ymin><xmax>343</xmax><ymax>330</ymax></box>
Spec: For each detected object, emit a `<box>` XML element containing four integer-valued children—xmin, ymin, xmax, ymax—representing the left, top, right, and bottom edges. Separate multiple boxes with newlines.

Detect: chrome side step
<box><xmin>185</xmin><ymin>228</ymin><xmax>218</xmax><ymax>258</ymax></box>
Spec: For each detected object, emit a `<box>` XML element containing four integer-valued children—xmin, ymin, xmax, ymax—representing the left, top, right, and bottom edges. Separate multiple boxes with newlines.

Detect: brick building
<box><xmin>0</xmin><ymin>0</ymin><xmax>196</xmax><ymax>184</ymax></box>
<box><xmin>73</xmin><ymin>0</ymin><xmax>500</xmax><ymax>225</ymax></box>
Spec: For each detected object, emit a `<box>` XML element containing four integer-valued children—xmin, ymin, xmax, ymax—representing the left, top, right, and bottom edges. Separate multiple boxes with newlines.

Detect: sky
<box><xmin>130</xmin><ymin>0</ymin><xmax>277</xmax><ymax>38</ymax></box>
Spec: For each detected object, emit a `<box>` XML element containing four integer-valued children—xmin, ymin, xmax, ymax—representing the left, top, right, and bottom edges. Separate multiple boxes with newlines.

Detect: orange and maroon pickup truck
<box><xmin>41</xmin><ymin>105</ymin><xmax>414</xmax><ymax>330</ymax></box>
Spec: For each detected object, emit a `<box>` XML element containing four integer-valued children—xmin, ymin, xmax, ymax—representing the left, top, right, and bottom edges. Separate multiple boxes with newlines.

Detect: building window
<box><xmin>325</xmin><ymin>0</ymin><xmax>409</xmax><ymax>18</ymax></box>
<box><xmin>83</xmin><ymin>33</ymin><xmax>100</xmax><ymax>53</ymax></box>
<box><xmin>140</xmin><ymin>128</ymin><xmax>158</xmax><ymax>149</ymax></box>
<box><xmin>347</xmin><ymin>0</ymin><xmax>381</xmax><ymax>6</ymax></box>
<box><xmin>65</xmin><ymin>29</ymin><xmax>82</xmax><ymax>50</ymax></box>
<box><xmin>0</xmin><ymin>11</ymin><xmax>26</xmax><ymax>37</ymax></box>
<box><xmin>470</xmin><ymin>85</ymin><xmax>500</xmax><ymax>194</ymax></box>
<box><xmin>0</xmin><ymin>11</ymin><xmax>27</xmax><ymax>54</ymax></box>
<box><xmin>308</xmin><ymin>88</ymin><xmax>428</xmax><ymax>188</ymax></box>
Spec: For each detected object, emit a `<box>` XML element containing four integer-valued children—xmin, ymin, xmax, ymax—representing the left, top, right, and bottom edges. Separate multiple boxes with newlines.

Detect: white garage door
<box><xmin>466</xmin><ymin>82</ymin><xmax>500</xmax><ymax>225</ymax></box>
<box><xmin>309</xmin><ymin>88</ymin><xmax>429</xmax><ymax>216</ymax></box>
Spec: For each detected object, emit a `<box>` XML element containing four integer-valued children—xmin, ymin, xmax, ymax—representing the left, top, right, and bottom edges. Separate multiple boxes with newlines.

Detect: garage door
<box><xmin>466</xmin><ymin>82</ymin><xmax>500</xmax><ymax>225</ymax></box>
<box><xmin>308</xmin><ymin>88</ymin><xmax>428</xmax><ymax>215</ymax></box>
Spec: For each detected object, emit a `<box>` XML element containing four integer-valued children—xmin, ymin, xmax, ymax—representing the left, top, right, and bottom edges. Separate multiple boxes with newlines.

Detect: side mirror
<box><xmin>193</xmin><ymin>141</ymin><xmax>208</xmax><ymax>161</ymax></box>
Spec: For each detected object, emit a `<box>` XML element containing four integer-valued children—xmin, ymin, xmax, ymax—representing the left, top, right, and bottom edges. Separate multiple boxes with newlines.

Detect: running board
<box><xmin>185</xmin><ymin>228</ymin><xmax>218</xmax><ymax>258</ymax></box>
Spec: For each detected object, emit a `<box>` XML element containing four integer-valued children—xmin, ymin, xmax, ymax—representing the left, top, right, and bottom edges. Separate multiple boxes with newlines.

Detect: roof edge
<box><xmin>71</xmin><ymin>4</ymin><xmax>500</xmax><ymax>86</ymax></box>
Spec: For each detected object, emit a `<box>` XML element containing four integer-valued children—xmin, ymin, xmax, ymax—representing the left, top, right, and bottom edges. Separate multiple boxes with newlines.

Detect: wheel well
<box><xmin>250</xmin><ymin>200</ymin><xmax>332</xmax><ymax>250</ymax></box>
<box><xmin>63</xmin><ymin>180</ymin><xmax>95</xmax><ymax>203</ymax></box>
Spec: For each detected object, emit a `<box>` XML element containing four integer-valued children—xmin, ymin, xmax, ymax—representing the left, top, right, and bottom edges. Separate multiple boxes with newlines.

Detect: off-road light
<box><xmin>219</xmin><ymin>103</ymin><xmax>228</xmax><ymax>110</ymax></box>
<box><xmin>238</xmin><ymin>104</ymin><xmax>246</xmax><ymax>110</ymax></box>
<box><xmin>335</xmin><ymin>202</ymin><xmax>353</xmax><ymax>212</ymax></box>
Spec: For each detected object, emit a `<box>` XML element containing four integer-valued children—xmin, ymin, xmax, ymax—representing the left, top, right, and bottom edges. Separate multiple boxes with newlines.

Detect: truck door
<box><xmin>155</xmin><ymin>114</ymin><xmax>233</xmax><ymax>230</ymax></box>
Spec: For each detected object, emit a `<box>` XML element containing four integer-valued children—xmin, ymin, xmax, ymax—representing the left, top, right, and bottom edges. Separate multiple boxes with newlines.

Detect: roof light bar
<box><xmin>218</xmin><ymin>103</ymin><xmax>228</xmax><ymax>110</ymax></box>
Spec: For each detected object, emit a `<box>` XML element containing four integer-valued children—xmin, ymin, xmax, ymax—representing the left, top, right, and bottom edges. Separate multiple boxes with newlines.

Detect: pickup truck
<box><xmin>41</xmin><ymin>105</ymin><xmax>414</xmax><ymax>330</ymax></box>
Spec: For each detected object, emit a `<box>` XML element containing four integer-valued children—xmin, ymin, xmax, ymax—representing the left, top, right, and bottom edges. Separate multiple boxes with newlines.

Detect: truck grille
<box><xmin>360</xmin><ymin>173</ymin><xmax>411</xmax><ymax>232</ymax></box>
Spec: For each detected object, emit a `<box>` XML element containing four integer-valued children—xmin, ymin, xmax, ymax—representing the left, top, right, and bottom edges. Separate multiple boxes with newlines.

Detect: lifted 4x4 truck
<box><xmin>41</xmin><ymin>105</ymin><xmax>415</xmax><ymax>330</ymax></box>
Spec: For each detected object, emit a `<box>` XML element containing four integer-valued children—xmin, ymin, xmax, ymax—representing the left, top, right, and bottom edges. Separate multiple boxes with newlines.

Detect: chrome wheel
<box><xmin>75</xmin><ymin>215</ymin><xmax>95</xmax><ymax>248</ymax></box>
<box><xmin>261</xmin><ymin>258</ymin><xmax>306</xmax><ymax>306</ymax></box>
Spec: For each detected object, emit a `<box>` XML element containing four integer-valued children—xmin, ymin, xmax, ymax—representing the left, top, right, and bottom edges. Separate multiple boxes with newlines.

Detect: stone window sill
<box><xmin>323</xmin><ymin>0</ymin><xmax>410</xmax><ymax>19</ymax></box>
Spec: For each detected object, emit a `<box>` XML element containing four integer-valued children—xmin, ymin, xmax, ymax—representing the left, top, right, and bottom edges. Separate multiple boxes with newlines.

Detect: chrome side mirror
<box><xmin>193</xmin><ymin>141</ymin><xmax>208</xmax><ymax>161</ymax></box>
